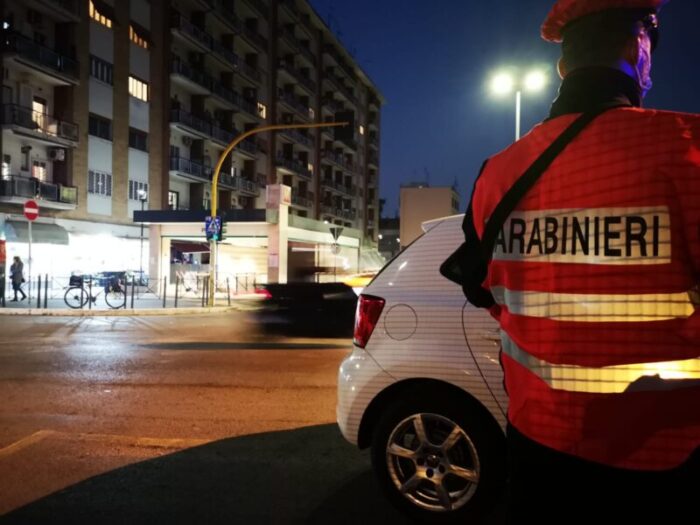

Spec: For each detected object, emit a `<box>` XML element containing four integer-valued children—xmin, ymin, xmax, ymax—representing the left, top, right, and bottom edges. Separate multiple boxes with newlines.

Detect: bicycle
<box><xmin>63</xmin><ymin>274</ymin><xmax>126</xmax><ymax>309</ymax></box>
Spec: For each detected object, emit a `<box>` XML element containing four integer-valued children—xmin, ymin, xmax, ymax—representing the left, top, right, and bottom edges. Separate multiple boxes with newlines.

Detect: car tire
<box><xmin>371</xmin><ymin>391</ymin><xmax>506</xmax><ymax>523</ymax></box>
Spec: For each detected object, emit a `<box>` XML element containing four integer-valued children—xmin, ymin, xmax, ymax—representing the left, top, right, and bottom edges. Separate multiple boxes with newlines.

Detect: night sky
<box><xmin>308</xmin><ymin>0</ymin><xmax>700</xmax><ymax>217</ymax></box>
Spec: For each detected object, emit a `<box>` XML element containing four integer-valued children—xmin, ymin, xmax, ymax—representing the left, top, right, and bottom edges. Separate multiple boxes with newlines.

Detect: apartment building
<box><xmin>0</xmin><ymin>0</ymin><xmax>383</xmax><ymax>283</ymax></box>
<box><xmin>399</xmin><ymin>184</ymin><xmax>460</xmax><ymax>248</ymax></box>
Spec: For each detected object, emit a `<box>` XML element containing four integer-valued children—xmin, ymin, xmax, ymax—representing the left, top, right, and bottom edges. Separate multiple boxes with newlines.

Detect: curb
<box><xmin>0</xmin><ymin>306</ymin><xmax>246</xmax><ymax>317</ymax></box>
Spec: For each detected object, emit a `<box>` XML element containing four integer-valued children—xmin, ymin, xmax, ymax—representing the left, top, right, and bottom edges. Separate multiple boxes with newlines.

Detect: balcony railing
<box><xmin>211</xmin><ymin>124</ymin><xmax>236</xmax><ymax>144</ymax></box>
<box><xmin>278</xmin><ymin>61</ymin><xmax>316</xmax><ymax>93</ymax></box>
<box><xmin>276</xmin><ymin>156</ymin><xmax>312</xmax><ymax>178</ymax></box>
<box><xmin>322</xmin><ymin>179</ymin><xmax>354</xmax><ymax>196</ymax></box>
<box><xmin>256</xmin><ymin>173</ymin><xmax>268</xmax><ymax>188</ymax></box>
<box><xmin>170</xmin><ymin>58</ymin><xmax>213</xmax><ymax>91</ymax></box>
<box><xmin>323</xmin><ymin>44</ymin><xmax>356</xmax><ymax>82</ymax></box>
<box><xmin>368</xmin><ymin>133</ymin><xmax>379</xmax><ymax>148</ymax></box>
<box><xmin>324</xmin><ymin>72</ymin><xmax>357</xmax><ymax>105</ymax></box>
<box><xmin>3</xmin><ymin>104</ymin><xmax>79</xmax><ymax>143</ymax></box>
<box><xmin>170</xmin><ymin>11</ymin><xmax>213</xmax><ymax>49</ymax></box>
<box><xmin>0</xmin><ymin>175</ymin><xmax>78</xmax><ymax>205</ymax></box>
<box><xmin>321</xmin><ymin>150</ymin><xmax>356</xmax><ymax>172</ymax></box>
<box><xmin>368</xmin><ymin>152</ymin><xmax>379</xmax><ymax>166</ymax></box>
<box><xmin>339</xmin><ymin>209</ymin><xmax>357</xmax><ymax>221</ymax></box>
<box><xmin>210</xmin><ymin>82</ymin><xmax>241</xmax><ymax>107</ymax></box>
<box><xmin>279</xmin><ymin>26</ymin><xmax>316</xmax><ymax>66</ymax></box>
<box><xmin>213</xmin><ymin>1</ymin><xmax>243</xmax><ymax>31</ymax></box>
<box><xmin>218</xmin><ymin>171</ymin><xmax>238</xmax><ymax>189</ymax></box>
<box><xmin>2</xmin><ymin>31</ymin><xmax>79</xmax><ymax>79</ymax></box>
<box><xmin>279</xmin><ymin>91</ymin><xmax>313</xmax><ymax>120</ymax></box>
<box><xmin>170</xmin><ymin>156</ymin><xmax>211</xmax><ymax>180</ymax></box>
<box><xmin>243</xmin><ymin>0</ymin><xmax>268</xmax><ymax>19</ymax></box>
<box><xmin>236</xmin><ymin>176</ymin><xmax>259</xmax><ymax>195</ymax></box>
<box><xmin>242</xmin><ymin>25</ymin><xmax>268</xmax><ymax>52</ymax></box>
<box><xmin>212</xmin><ymin>40</ymin><xmax>240</xmax><ymax>69</ymax></box>
<box><xmin>240</xmin><ymin>97</ymin><xmax>264</xmax><ymax>119</ymax></box>
<box><xmin>239</xmin><ymin>138</ymin><xmax>258</xmax><ymax>156</ymax></box>
<box><xmin>170</xmin><ymin>108</ymin><xmax>212</xmax><ymax>136</ymax></box>
<box><xmin>282</xmin><ymin>129</ymin><xmax>313</xmax><ymax>148</ymax></box>
<box><xmin>291</xmin><ymin>190</ymin><xmax>313</xmax><ymax>208</ymax></box>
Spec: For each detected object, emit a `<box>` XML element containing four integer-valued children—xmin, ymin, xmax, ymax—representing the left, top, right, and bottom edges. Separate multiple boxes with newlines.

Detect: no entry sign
<box><xmin>24</xmin><ymin>200</ymin><xmax>39</xmax><ymax>221</ymax></box>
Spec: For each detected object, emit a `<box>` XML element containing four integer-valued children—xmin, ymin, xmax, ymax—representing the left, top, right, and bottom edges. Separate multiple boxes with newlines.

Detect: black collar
<box><xmin>549</xmin><ymin>67</ymin><xmax>640</xmax><ymax>119</ymax></box>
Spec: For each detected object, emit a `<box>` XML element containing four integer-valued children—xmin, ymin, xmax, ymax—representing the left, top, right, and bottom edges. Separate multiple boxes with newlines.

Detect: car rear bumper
<box><xmin>336</xmin><ymin>345</ymin><xmax>395</xmax><ymax>446</ymax></box>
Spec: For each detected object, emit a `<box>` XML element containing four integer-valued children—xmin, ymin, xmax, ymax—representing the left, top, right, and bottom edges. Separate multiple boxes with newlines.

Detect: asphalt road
<box><xmin>0</xmin><ymin>313</ymin><xmax>505</xmax><ymax>524</ymax></box>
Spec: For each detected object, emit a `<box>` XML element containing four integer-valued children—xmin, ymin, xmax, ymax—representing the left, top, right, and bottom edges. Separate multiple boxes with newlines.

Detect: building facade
<box><xmin>0</xmin><ymin>0</ymin><xmax>383</xmax><ymax>286</ymax></box>
<box><xmin>399</xmin><ymin>184</ymin><xmax>459</xmax><ymax>248</ymax></box>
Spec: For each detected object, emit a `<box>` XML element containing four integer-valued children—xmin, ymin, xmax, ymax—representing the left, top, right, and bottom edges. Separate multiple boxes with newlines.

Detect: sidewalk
<box><xmin>0</xmin><ymin>293</ymin><xmax>260</xmax><ymax>316</ymax></box>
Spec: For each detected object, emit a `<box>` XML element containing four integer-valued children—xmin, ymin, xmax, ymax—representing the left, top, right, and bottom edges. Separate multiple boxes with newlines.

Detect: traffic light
<box><xmin>334</xmin><ymin>111</ymin><xmax>355</xmax><ymax>142</ymax></box>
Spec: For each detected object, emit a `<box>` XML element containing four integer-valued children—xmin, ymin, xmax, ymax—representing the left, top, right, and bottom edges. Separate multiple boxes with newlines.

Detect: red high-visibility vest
<box><xmin>472</xmin><ymin>107</ymin><xmax>700</xmax><ymax>470</ymax></box>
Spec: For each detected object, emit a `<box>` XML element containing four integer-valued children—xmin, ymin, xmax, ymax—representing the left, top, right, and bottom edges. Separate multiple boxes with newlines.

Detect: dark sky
<box><xmin>308</xmin><ymin>0</ymin><xmax>700</xmax><ymax>217</ymax></box>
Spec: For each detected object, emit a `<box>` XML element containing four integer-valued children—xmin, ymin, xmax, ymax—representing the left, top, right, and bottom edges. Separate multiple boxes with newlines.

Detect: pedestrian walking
<box><xmin>10</xmin><ymin>256</ymin><xmax>26</xmax><ymax>302</ymax></box>
<box><xmin>450</xmin><ymin>0</ymin><xmax>699</xmax><ymax>520</ymax></box>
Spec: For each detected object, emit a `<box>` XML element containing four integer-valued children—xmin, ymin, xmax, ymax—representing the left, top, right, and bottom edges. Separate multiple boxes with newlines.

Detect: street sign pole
<box><xmin>207</xmin><ymin>120</ymin><xmax>350</xmax><ymax>306</ymax></box>
<box><xmin>28</xmin><ymin>220</ymin><xmax>32</xmax><ymax>302</ymax></box>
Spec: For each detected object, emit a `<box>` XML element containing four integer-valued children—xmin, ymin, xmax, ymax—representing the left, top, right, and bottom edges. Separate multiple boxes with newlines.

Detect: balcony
<box><xmin>276</xmin><ymin>155</ymin><xmax>312</xmax><ymax>179</ymax></box>
<box><xmin>242</xmin><ymin>25</ymin><xmax>268</xmax><ymax>53</ymax></box>
<box><xmin>213</xmin><ymin>1</ymin><xmax>243</xmax><ymax>32</ymax></box>
<box><xmin>369</xmin><ymin>95</ymin><xmax>380</xmax><ymax>109</ymax></box>
<box><xmin>368</xmin><ymin>133</ymin><xmax>379</xmax><ymax>149</ymax></box>
<box><xmin>291</xmin><ymin>189</ymin><xmax>313</xmax><ymax>208</ymax></box>
<box><xmin>256</xmin><ymin>173</ymin><xmax>268</xmax><ymax>188</ymax></box>
<box><xmin>211</xmin><ymin>124</ymin><xmax>236</xmax><ymax>145</ymax></box>
<box><xmin>218</xmin><ymin>171</ymin><xmax>238</xmax><ymax>190</ymax></box>
<box><xmin>368</xmin><ymin>151</ymin><xmax>379</xmax><ymax>166</ymax></box>
<box><xmin>25</xmin><ymin>0</ymin><xmax>80</xmax><ymax>22</ymax></box>
<box><xmin>170</xmin><ymin>11</ymin><xmax>213</xmax><ymax>51</ymax></box>
<box><xmin>236</xmin><ymin>176</ymin><xmax>260</xmax><ymax>196</ymax></box>
<box><xmin>321</xmin><ymin>150</ymin><xmax>356</xmax><ymax>173</ymax></box>
<box><xmin>279</xmin><ymin>26</ymin><xmax>316</xmax><ymax>66</ymax></box>
<box><xmin>211</xmin><ymin>40</ymin><xmax>241</xmax><ymax>70</ymax></box>
<box><xmin>321</xmin><ymin>96</ymin><xmax>343</xmax><ymax>114</ymax></box>
<box><xmin>323</xmin><ymin>44</ymin><xmax>356</xmax><ymax>82</ymax></box>
<box><xmin>278</xmin><ymin>61</ymin><xmax>316</xmax><ymax>94</ymax></box>
<box><xmin>170</xmin><ymin>58</ymin><xmax>212</xmax><ymax>94</ymax></box>
<box><xmin>324</xmin><ymin>72</ymin><xmax>357</xmax><ymax>106</ymax></box>
<box><xmin>170</xmin><ymin>108</ymin><xmax>212</xmax><ymax>137</ymax></box>
<box><xmin>240</xmin><ymin>97</ymin><xmax>265</xmax><ymax>120</ymax></box>
<box><xmin>242</xmin><ymin>0</ymin><xmax>268</xmax><ymax>20</ymax></box>
<box><xmin>2</xmin><ymin>31</ymin><xmax>79</xmax><ymax>86</ymax></box>
<box><xmin>238</xmin><ymin>138</ymin><xmax>258</xmax><ymax>157</ymax></box>
<box><xmin>278</xmin><ymin>91</ymin><xmax>313</xmax><ymax>120</ymax></box>
<box><xmin>3</xmin><ymin>104</ymin><xmax>79</xmax><ymax>146</ymax></box>
<box><xmin>339</xmin><ymin>209</ymin><xmax>357</xmax><ymax>221</ymax></box>
<box><xmin>210</xmin><ymin>82</ymin><xmax>241</xmax><ymax>108</ymax></box>
<box><xmin>322</xmin><ymin>177</ymin><xmax>351</xmax><ymax>194</ymax></box>
<box><xmin>281</xmin><ymin>128</ymin><xmax>313</xmax><ymax>149</ymax></box>
<box><xmin>0</xmin><ymin>175</ymin><xmax>77</xmax><ymax>209</ymax></box>
<box><xmin>169</xmin><ymin>156</ymin><xmax>212</xmax><ymax>182</ymax></box>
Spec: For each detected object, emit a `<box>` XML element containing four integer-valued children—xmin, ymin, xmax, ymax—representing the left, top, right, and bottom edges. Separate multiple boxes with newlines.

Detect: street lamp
<box><xmin>489</xmin><ymin>69</ymin><xmax>548</xmax><ymax>141</ymax></box>
<box><xmin>138</xmin><ymin>189</ymin><xmax>148</xmax><ymax>287</ymax></box>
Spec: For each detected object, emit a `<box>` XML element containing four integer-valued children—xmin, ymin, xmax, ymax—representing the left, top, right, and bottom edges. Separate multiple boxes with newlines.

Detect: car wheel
<box><xmin>371</xmin><ymin>392</ymin><xmax>506</xmax><ymax>522</ymax></box>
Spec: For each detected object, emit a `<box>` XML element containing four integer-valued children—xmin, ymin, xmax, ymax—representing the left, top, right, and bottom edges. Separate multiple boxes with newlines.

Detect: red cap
<box><xmin>542</xmin><ymin>0</ymin><xmax>669</xmax><ymax>43</ymax></box>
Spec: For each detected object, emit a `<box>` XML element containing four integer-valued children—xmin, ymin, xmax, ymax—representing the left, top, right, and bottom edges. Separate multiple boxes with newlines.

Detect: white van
<box><xmin>337</xmin><ymin>214</ymin><xmax>508</xmax><ymax>522</ymax></box>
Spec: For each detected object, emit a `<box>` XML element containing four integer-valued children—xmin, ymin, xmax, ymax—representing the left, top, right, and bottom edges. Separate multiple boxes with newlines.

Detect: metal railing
<box><xmin>324</xmin><ymin>72</ymin><xmax>357</xmax><ymax>105</ymax></box>
<box><xmin>368</xmin><ymin>152</ymin><xmax>379</xmax><ymax>166</ymax></box>
<box><xmin>2</xmin><ymin>31</ymin><xmax>79</xmax><ymax>79</ymax></box>
<box><xmin>278</xmin><ymin>91</ymin><xmax>313</xmax><ymax>120</ymax></box>
<box><xmin>278</xmin><ymin>61</ymin><xmax>316</xmax><ymax>93</ymax></box>
<box><xmin>170</xmin><ymin>108</ymin><xmax>211</xmax><ymax>136</ymax></box>
<box><xmin>242</xmin><ymin>0</ymin><xmax>268</xmax><ymax>19</ymax></box>
<box><xmin>276</xmin><ymin>156</ymin><xmax>312</xmax><ymax>178</ymax></box>
<box><xmin>236</xmin><ymin>177</ymin><xmax>259</xmax><ymax>195</ymax></box>
<box><xmin>323</xmin><ymin>44</ymin><xmax>356</xmax><ymax>82</ymax></box>
<box><xmin>280</xmin><ymin>26</ymin><xmax>316</xmax><ymax>66</ymax></box>
<box><xmin>211</xmin><ymin>82</ymin><xmax>241</xmax><ymax>107</ymax></box>
<box><xmin>282</xmin><ymin>128</ymin><xmax>313</xmax><ymax>148</ymax></box>
<box><xmin>242</xmin><ymin>25</ymin><xmax>268</xmax><ymax>51</ymax></box>
<box><xmin>0</xmin><ymin>175</ymin><xmax>78</xmax><ymax>205</ymax></box>
<box><xmin>169</xmin><ymin>156</ymin><xmax>211</xmax><ymax>180</ymax></box>
<box><xmin>170</xmin><ymin>58</ymin><xmax>213</xmax><ymax>91</ymax></box>
<box><xmin>2</xmin><ymin>104</ymin><xmax>79</xmax><ymax>142</ymax></box>
<box><xmin>239</xmin><ymin>138</ymin><xmax>258</xmax><ymax>155</ymax></box>
<box><xmin>211</xmin><ymin>124</ymin><xmax>236</xmax><ymax>144</ymax></box>
<box><xmin>321</xmin><ymin>150</ymin><xmax>356</xmax><ymax>172</ymax></box>
<box><xmin>291</xmin><ymin>190</ymin><xmax>312</xmax><ymax>208</ymax></box>
<box><xmin>170</xmin><ymin>11</ymin><xmax>213</xmax><ymax>49</ymax></box>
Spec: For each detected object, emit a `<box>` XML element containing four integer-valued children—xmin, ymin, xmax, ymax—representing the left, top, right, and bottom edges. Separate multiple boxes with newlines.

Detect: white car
<box><xmin>337</xmin><ymin>214</ymin><xmax>508</xmax><ymax>522</ymax></box>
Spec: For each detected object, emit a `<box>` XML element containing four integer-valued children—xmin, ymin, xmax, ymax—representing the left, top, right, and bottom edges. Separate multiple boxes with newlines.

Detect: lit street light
<box><xmin>489</xmin><ymin>69</ymin><xmax>548</xmax><ymax>141</ymax></box>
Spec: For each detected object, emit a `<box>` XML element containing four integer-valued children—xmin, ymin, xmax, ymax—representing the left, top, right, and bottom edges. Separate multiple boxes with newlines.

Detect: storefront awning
<box><xmin>4</xmin><ymin>221</ymin><xmax>69</xmax><ymax>245</ymax></box>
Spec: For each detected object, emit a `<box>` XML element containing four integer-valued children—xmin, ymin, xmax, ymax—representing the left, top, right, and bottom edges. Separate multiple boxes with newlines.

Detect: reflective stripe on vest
<box><xmin>501</xmin><ymin>332</ymin><xmax>700</xmax><ymax>394</ymax></box>
<box><xmin>491</xmin><ymin>286</ymin><xmax>696</xmax><ymax>322</ymax></box>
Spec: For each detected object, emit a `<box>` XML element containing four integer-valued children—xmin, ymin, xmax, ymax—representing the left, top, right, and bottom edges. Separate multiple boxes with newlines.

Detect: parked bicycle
<box><xmin>63</xmin><ymin>274</ymin><xmax>126</xmax><ymax>309</ymax></box>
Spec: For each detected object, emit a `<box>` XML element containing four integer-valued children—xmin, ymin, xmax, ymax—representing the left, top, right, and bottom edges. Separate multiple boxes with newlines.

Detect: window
<box><xmin>129</xmin><ymin>25</ymin><xmax>149</xmax><ymax>49</ymax></box>
<box><xmin>88</xmin><ymin>113</ymin><xmax>112</xmax><ymax>140</ymax></box>
<box><xmin>168</xmin><ymin>191</ymin><xmax>179</xmax><ymax>210</ymax></box>
<box><xmin>129</xmin><ymin>128</ymin><xmax>148</xmax><ymax>152</ymax></box>
<box><xmin>2</xmin><ymin>154</ymin><xmax>10</xmax><ymax>177</ymax></box>
<box><xmin>89</xmin><ymin>0</ymin><xmax>112</xmax><ymax>28</ymax></box>
<box><xmin>90</xmin><ymin>55</ymin><xmax>113</xmax><ymax>85</ymax></box>
<box><xmin>128</xmin><ymin>180</ymin><xmax>149</xmax><ymax>201</ymax></box>
<box><xmin>128</xmin><ymin>76</ymin><xmax>149</xmax><ymax>102</ymax></box>
<box><xmin>359</xmin><ymin>125</ymin><xmax>365</xmax><ymax>136</ymax></box>
<box><xmin>257</xmin><ymin>102</ymin><xmax>267</xmax><ymax>119</ymax></box>
<box><xmin>32</xmin><ymin>160</ymin><xmax>48</xmax><ymax>182</ymax></box>
<box><xmin>88</xmin><ymin>169</ymin><xmax>112</xmax><ymax>196</ymax></box>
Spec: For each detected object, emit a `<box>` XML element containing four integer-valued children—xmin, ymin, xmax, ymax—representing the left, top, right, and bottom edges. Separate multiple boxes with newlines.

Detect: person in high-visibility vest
<box><xmin>458</xmin><ymin>0</ymin><xmax>699</xmax><ymax>519</ymax></box>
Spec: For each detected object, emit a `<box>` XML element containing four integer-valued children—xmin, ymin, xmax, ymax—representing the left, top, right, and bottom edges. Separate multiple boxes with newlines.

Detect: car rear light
<box><xmin>254</xmin><ymin>288</ymin><xmax>272</xmax><ymax>299</ymax></box>
<box><xmin>353</xmin><ymin>294</ymin><xmax>385</xmax><ymax>348</ymax></box>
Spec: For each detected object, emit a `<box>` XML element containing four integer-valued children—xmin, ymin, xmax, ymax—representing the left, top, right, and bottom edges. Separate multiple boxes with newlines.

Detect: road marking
<box><xmin>0</xmin><ymin>430</ymin><xmax>56</xmax><ymax>459</ymax></box>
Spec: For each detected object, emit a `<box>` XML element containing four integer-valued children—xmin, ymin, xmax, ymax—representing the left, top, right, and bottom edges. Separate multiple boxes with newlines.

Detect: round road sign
<box><xmin>24</xmin><ymin>200</ymin><xmax>39</xmax><ymax>222</ymax></box>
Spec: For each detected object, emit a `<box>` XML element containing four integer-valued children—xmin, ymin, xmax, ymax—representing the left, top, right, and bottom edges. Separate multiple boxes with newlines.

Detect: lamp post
<box><xmin>490</xmin><ymin>69</ymin><xmax>548</xmax><ymax>141</ymax></box>
<box><xmin>138</xmin><ymin>189</ymin><xmax>148</xmax><ymax>287</ymax></box>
